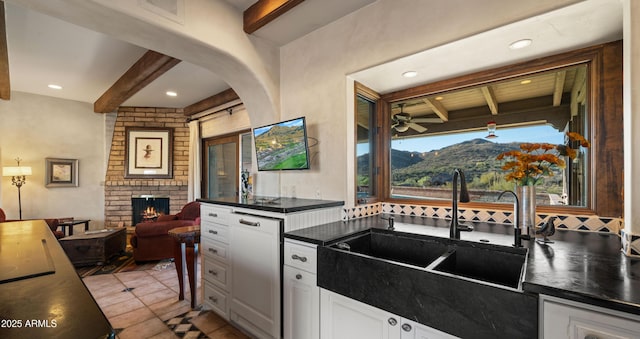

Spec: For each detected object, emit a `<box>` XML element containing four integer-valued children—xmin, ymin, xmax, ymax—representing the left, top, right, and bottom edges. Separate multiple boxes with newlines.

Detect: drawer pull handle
<box><xmin>296</xmin><ymin>274</ymin><xmax>302</xmax><ymax>280</ymax></box>
<box><xmin>209</xmin><ymin>296</ymin><xmax>218</xmax><ymax>303</ymax></box>
<box><xmin>208</xmin><ymin>269</ymin><xmax>218</xmax><ymax>276</ymax></box>
<box><xmin>208</xmin><ymin>213</ymin><xmax>218</xmax><ymax>217</ymax></box>
<box><xmin>239</xmin><ymin>219</ymin><xmax>260</xmax><ymax>227</ymax></box>
<box><xmin>401</xmin><ymin>323</ymin><xmax>412</xmax><ymax>332</ymax></box>
<box><xmin>208</xmin><ymin>248</ymin><xmax>218</xmax><ymax>254</ymax></box>
<box><xmin>291</xmin><ymin>254</ymin><xmax>308</xmax><ymax>262</ymax></box>
<box><xmin>209</xmin><ymin>230</ymin><xmax>218</xmax><ymax>234</ymax></box>
<box><xmin>388</xmin><ymin>318</ymin><xmax>397</xmax><ymax>326</ymax></box>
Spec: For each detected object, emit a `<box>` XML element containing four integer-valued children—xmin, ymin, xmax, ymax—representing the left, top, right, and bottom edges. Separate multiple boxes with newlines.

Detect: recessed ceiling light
<box><xmin>509</xmin><ymin>39</ymin><xmax>532</xmax><ymax>50</ymax></box>
<box><xmin>402</xmin><ymin>71</ymin><xmax>418</xmax><ymax>78</ymax></box>
<box><xmin>166</xmin><ymin>91</ymin><xmax>177</xmax><ymax>97</ymax></box>
<box><xmin>435</xmin><ymin>96</ymin><xmax>444</xmax><ymax>101</ymax></box>
<box><xmin>48</xmin><ymin>84</ymin><xmax>62</xmax><ymax>90</ymax></box>
<box><xmin>520</xmin><ymin>79</ymin><xmax>532</xmax><ymax>85</ymax></box>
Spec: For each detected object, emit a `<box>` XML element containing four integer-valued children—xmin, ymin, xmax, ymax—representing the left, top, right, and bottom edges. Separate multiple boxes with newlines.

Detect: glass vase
<box><xmin>517</xmin><ymin>185</ymin><xmax>537</xmax><ymax>237</ymax></box>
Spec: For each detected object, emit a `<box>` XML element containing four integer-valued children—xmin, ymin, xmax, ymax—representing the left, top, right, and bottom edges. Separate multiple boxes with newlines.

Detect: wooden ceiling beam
<box><xmin>423</xmin><ymin>98</ymin><xmax>449</xmax><ymax>122</ymax></box>
<box><xmin>244</xmin><ymin>0</ymin><xmax>305</xmax><ymax>34</ymax></box>
<box><xmin>0</xmin><ymin>1</ymin><xmax>10</xmax><ymax>100</ymax></box>
<box><xmin>553</xmin><ymin>70</ymin><xmax>567</xmax><ymax>106</ymax></box>
<box><xmin>480</xmin><ymin>85</ymin><xmax>498</xmax><ymax>115</ymax></box>
<box><xmin>94</xmin><ymin>50</ymin><xmax>181</xmax><ymax>113</ymax></box>
<box><xmin>184</xmin><ymin>88</ymin><xmax>239</xmax><ymax>116</ymax></box>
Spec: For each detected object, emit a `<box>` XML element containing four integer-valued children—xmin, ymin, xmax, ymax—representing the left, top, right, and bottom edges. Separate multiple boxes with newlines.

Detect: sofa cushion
<box><xmin>176</xmin><ymin>201</ymin><xmax>200</xmax><ymax>221</ymax></box>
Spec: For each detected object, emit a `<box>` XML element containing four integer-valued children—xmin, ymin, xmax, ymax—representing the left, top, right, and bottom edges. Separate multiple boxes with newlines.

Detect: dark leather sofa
<box><xmin>130</xmin><ymin>201</ymin><xmax>201</xmax><ymax>262</ymax></box>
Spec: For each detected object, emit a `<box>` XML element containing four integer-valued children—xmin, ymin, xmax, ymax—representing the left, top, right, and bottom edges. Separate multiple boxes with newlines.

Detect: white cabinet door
<box><xmin>400</xmin><ymin>318</ymin><xmax>459</xmax><ymax>339</ymax></box>
<box><xmin>321</xmin><ymin>289</ymin><xmax>401</xmax><ymax>339</ymax></box>
<box><xmin>541</xmin><ymin>295</ymin><xmax>640</xmax><ymax>339</ymax></box>
<box><xmin>283</xmin><ymin>265</ymin><xmax>319</xmax><ymax>339</ymax></box>
<box><xmin>229</xmin><ymin>214</ymin><xmax>281</xmax><ymax>339</ymax></box>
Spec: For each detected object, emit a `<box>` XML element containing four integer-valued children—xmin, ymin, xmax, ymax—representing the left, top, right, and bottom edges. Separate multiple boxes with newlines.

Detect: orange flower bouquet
<box><xmin>496</xmin><ymin>132</ymin><xmax>590</xmax><ymax>186</ymax></box>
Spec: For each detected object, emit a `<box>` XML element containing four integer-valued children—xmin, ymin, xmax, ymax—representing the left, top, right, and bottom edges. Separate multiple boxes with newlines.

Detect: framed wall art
<box><xmin>125</xmin><ymin>127</ymin><xmax>173</xmax><ymax>179</ymax></box>
<box><xmin>45</xmin><ymin>158</ymin><xmax>79</xmax><ymax>187</ymax></box>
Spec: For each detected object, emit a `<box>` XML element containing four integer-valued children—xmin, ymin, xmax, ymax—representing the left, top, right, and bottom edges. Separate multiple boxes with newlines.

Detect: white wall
<box><xmin>278</xmin><ymin>0</ymin><xmax>580</xmax><ymax>205</ymax></box>
<box><xmin>0</xmin><ymin>92</ymin><xmax>106</xmax><ymax>227</ymax></box>
<box><xmin>623</xmin><ymin>0</ymin><xmax>640</xmax><ymax>234</ymax></box>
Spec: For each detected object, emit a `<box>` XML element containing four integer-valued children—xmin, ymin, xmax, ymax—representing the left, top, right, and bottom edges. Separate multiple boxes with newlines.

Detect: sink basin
<box><xmin>329</xmin><ymin>229</ymin><xmax>449</xmax><ymax>268</ymax></box>
<box><xmin>318</xmin><ymin>227</ymin><xmax>536</xmax><ymax>338</ymax></box>
<box><xmin>429</xmin><ymin>244</ymin><xmax>527</xmax><ymax>289</ymax></box>
<box><xmin>328</xmin><ymin>228</ymin><xmax>527</xmax><ymax>290</ymax></box>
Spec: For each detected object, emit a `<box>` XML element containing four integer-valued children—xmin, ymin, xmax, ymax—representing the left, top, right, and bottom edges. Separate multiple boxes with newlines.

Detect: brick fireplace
<box><xmin>104</xmin><ymin>107</ymin><xmax>190</xmax><ymax>227</ymax></box>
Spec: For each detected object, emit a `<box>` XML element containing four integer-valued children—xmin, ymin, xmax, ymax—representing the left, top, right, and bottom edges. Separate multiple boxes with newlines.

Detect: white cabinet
<box><xmin>400</xmin><ymin>318</ymin><xmax>458</xmax><ymax>339</ymax></box>
<box><xmin>320</xmin><ymin>289</ymin><xmax>457</xmax><ymax>339</ymax></box>
<box><xmin>201</xmin><ymin>201</ymin><xmax>342</xmax><ymax>339</ymax></box>
<box><xmin>229</xmin><ymin>212</ymin><xmax>282</xmax><ymax>339</ymax></box>
<box><xmin>540</xmin><ymin>295</ymin><xmax>640</xmax><ymax>339</ymax></box>
<box><xmin>201</xmin><ymin>204</ymin><xmax>232</xmax><ymax>318</ymax></box>
<box><xmin>321</xmin><ymin>288</ymin><xmax>401</xmax><ymax>339</ymax></box>
<box><xmin>283</xmin><ymin>239</ymin><xmax>319</xmax><ymax>339</ymax></box>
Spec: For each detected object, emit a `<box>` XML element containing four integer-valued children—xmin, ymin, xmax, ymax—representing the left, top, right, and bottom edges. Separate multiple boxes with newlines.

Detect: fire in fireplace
<box><xmin>131</xmin><ymin>195</ymin><xmax>169</xmax><ymax>225</ymax></box>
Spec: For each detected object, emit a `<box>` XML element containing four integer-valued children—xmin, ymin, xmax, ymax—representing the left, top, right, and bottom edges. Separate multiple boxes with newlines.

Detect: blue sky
<box><xmin>358</xmin><ymin>125</ymin><xmax>565</xmax><ymax>154</ymax></box>
<box><xmin>254</xmin><ymin>117</ymin><xmax>304</xmax><ymax>137</ymax></box>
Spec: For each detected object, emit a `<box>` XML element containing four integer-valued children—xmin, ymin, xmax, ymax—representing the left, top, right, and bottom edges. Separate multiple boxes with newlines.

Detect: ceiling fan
<box><xmin>391</xmin><ymin>103</ymin><xmax>443</xmax><ymax>133</ymax></box>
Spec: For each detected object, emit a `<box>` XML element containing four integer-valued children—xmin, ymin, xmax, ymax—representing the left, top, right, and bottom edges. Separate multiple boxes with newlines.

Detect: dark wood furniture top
<box><xmin>0</xmin><ymin>220</ymin><xmax>114</xmax><ymax>339</ymax></box>
<box><xmin>57</xmin><ymin>219</ymin><xmax>90</xmax><ymax>236</ymax></box>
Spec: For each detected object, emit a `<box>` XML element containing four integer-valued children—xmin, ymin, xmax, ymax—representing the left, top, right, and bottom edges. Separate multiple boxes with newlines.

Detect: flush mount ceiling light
<box><xmin>166</xmin><ymin>91</ymin><xmax>177</xmax><ymax>97</ymax></box>
<box><xmin>509</xmin><ymin>39</ymin><xmax>532</xmax><ymax>50</ymax></box>
<box><xmin>402</xmin><ymin>71</ymin><xmax>418</xmax><ymax>78</ymax></box>
<box><xmin>48</xmin><ymin>84</ymin><xmax>62</xmax><ymax>90</ymax></box>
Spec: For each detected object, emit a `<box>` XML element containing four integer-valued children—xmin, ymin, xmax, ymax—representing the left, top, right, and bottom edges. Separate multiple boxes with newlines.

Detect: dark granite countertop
<box><xmin>285</xmin><ymin>214</ymin><xmax>640</xmax><ymax>316</ymax></box>
<box><xmin>0</xmin><ymin>220</ymin><xmax>114</xmax><ymax>339</ymax></box>
<box><xmin>198</xmin><ymin>196</ymin><xmax>343</xmax><ymax>213</ymax></box>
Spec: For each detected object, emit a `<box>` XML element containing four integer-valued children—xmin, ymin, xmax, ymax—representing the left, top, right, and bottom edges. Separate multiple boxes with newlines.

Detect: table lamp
<box><xmin>2</xmin><ymin>158</ymin><xmax>32</xmax><ymax>220</ymax></box>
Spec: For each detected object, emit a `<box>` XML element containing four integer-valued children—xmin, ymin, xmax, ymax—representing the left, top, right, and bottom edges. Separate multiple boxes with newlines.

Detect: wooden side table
<box><xmin>168</xmin><ymin>225</ymin><xmax>200</xmax><ymax>309</ymax></box>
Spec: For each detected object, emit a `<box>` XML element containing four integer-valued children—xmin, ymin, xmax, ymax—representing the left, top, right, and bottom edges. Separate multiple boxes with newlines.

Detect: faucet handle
<box><xmin>380</xmin><ymin>215</ymin><xmax>395</xmax><ymax>230</ymax></box>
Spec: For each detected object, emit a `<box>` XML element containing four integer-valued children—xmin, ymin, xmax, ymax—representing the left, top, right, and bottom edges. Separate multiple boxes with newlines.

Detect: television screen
<box><xmin>253</xmin><ymin>117</ymin><xmax>310</xmax><ymax>171</ymax></box>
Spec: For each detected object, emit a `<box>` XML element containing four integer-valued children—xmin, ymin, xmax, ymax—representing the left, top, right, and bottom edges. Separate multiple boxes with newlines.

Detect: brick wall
<box><xmin>104</xmin><ymin>107</ymin><xmax>190</xmax><ymax>227</ymax></box>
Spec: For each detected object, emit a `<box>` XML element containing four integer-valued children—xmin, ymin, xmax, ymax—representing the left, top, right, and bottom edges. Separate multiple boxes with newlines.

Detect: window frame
<box><xmin>355</xmin><ymin>82</ymin><xmax>383</xmax><ymax>205</ymax></box>
<box><xmin>377</xmin><ymin>41</ymin><xmax>623</xmax><ymax>217</ymax></box>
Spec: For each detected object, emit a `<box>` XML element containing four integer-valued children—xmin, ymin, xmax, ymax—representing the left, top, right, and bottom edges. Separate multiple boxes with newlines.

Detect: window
<box><xmin>355</xmin><ymin>83</ymin><xmax>381</xmax><ymax>204</ymax></box>
<box><xmin>388</xmin><ymin>64</ymin><xmax>589</xmax><ymax>207</ymax></box>
<box><xmin>376</xmin><ymin>41</ymin><xmax>623</xmax><ymax>217</ymax></box>
<box><xmin>202</xmin><ymin>130</ymin><xmax>251</xmax><ymax>199</ymax></box>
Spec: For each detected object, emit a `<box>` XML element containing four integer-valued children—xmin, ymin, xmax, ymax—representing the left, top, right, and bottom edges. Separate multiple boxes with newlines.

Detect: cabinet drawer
<box><xmin>202</xmin><ymin>221</ymin><xmax>229</xmax><ymax>244</ymax></box>
<box><xmin>201</xmin><ymin>204</ymin><xmax>232</xmax><ymax>223</ymax></box>
<box><xmin>284</xmin><ymin>239</ymin><xmax>317</xmax><ymax>273</ymax></box>
<box><xmin>202</xmin><ymin>239</ymin><xmax>229</xmax><ymax>263</ymax></box>
<box><xmin>204</xmin><ymin>259</ymin><xmax>229</xmax><ymax>290</ymax></box>
<box><xmin>229</xmin><ymin>213</ymin><xmax>281</xmax><ymax>235</ymax></box>
<box><xmin>204</xmin><ymin>281</ymin><xmax>228</xmax><ymax>319</ymax></box>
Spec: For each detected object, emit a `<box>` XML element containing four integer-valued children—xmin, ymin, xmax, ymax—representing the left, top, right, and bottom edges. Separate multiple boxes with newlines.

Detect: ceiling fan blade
<box><xmin>408</xmin><ymin>123</ymin><xmax>427</xmax><ymax>133</ymax></box>
<box><xmin>412</xmin><ymin>118</ymin><xmax>443</xmax><ymax>123</ymax></box>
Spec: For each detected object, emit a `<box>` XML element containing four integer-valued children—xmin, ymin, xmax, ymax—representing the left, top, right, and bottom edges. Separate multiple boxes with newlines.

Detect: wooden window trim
<box><xmin>355</xmin><ymin>82</ymin><xmax>382</xmax><ymax>204</ymax></box>
<box><xmin>379</xmin><ymin>41</ymin><xmax>623</xmax><ymax>218</ymax></box>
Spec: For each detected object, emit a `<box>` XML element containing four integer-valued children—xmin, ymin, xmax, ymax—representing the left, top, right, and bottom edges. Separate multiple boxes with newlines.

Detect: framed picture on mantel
<box><xmin>125</xmin><ymin>127</ymin><xmax>173</xmax><ymax>179</ymax></box>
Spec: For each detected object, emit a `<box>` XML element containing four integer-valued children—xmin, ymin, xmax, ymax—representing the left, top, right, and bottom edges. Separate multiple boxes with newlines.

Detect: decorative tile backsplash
<box><xmin>344</xmin><ymin>202</ymin><xmax>623</xmax><ymax>233</ymax></box>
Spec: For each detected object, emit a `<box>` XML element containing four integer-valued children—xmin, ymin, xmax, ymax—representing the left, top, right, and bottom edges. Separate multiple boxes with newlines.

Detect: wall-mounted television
<box><xmin>253</xmin><ymin>117</ymin><xmax>310</xmax><ymax>171</ymax></box>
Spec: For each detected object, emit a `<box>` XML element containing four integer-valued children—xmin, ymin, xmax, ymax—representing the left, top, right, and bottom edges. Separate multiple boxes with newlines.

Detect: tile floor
<box><xmin>82</xmin><ymin>257</ymin><xmax>249</xmax><ymax>339</ymax></box>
